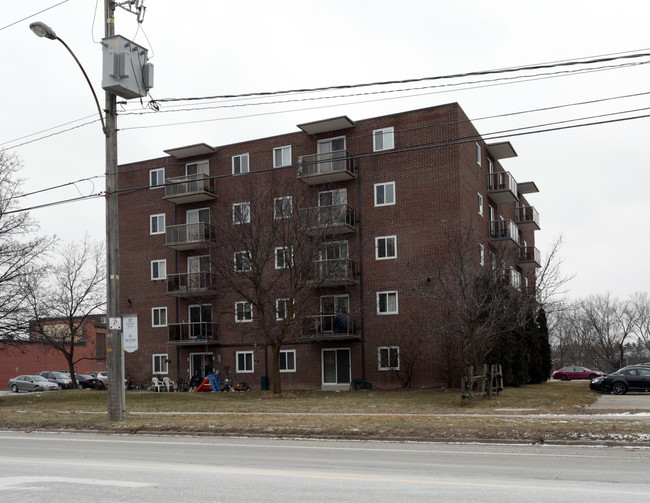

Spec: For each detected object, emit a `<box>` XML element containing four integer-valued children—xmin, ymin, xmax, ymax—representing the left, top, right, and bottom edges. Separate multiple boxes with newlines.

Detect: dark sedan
<box><xmin>552</xmin><ymin>366</ymin><xmax>603</xmax><ymax>381</ymax></box>
<box><xmin>75</xmin><ymin>374</ymin><xmax>101</xmax><ymax>389</ymax></box>
<box><xmin>598</xmin><ymin>366</ymin><xmax>650</xmax><ymax>395</ymax></box>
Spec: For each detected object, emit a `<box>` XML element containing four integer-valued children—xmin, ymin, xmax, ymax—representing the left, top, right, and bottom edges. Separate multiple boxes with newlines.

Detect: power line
<box><xmin>0</xmin><ymin>0</ymin><xmax>71</xmax><ymax>32</ymax></box>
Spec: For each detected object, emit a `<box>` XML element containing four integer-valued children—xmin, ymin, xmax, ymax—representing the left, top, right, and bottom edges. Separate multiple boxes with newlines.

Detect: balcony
<box><xmin>164</xmin><ymin>174</ymin><xmax>216</xmax><ymax>204</ymax></box>
<box><xmin>489</xmin><ymin>220</ymin><xmax>520</xmax><ymax>247</ymax></box>
<box><xmin>166</xmin><ymin>272</ymin><xmax>218</xmax><ymax>296</ymax></box>
<box><xmin>487</xmin><ymin>171</ymin><xmax>518</xmax><ymax>204</ymax></box>
<box><xmin>500</xmin><ymin>267</ymin><xmax>522</xmax><ymax>291</ymax></box>
<box><xmin>307</xmin><ymin>259</ymin><xmax>358</xmax><ymax>287</ymax></box>
<box><xmin>301</xmin><ymin>313</ymin><xmax>360</xmax><ymax>340</ymax></box>
<box><xmin>165</xmin><ymin>222</ymin><xmax>214</xmax><ymax>251</ymax></box>
<box><xmin>515</xmin><ymin>205</ymin><xmax>540</xmax><ymax>231</ymax></box>
<box><xmin>517</xmin><ymin>246</ymin><xmax>542</xmax><ymax>269</ymax></box>
<box><xmin>297</xmin><ymin>150</ymin><xmax>356</xmax><ymax>185</ymax></box>
<box><xmin>299</xmin><ymin>204</ymin><xmax>356</xmax><ymax>236</ymax></box>
<box><xmin>168</xmin><ymin>322</ymin><xmax>219</xmax><ymax>345</ymax></box>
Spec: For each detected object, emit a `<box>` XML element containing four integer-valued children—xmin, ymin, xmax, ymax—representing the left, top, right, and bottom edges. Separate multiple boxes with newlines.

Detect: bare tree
<box><xmin>0</xmin><ymin>152</ymin><xmax>51</xmax><ymax>341</ymax></box>
<box><xmin>24</xmin><ymin>236</ymin><xmax>106</xmax><ymax>386</ymax></box>
<box><xmin>630</xmin><ymin>291</ymin><xmax>650</xmax><ymax>353</ymax></box>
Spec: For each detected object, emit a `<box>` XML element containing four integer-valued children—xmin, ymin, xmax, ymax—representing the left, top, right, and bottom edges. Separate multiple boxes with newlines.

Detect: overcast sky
<box><xmin>2</xmin><ymin>0</ymin><xmax>649</xmax><ymax>301</ymax></box>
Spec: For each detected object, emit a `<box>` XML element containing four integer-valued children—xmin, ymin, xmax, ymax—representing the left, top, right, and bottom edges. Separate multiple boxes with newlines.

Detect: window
<box><xmin>186</xmin><ymin>160</ymin><xmax>209</xmax><ymax>176</ymax></box>
<box><xmin>232</xmin><ymin>202</ymin><xmax>250</xmax><ymax>224</ymax></box>
<box><xmin>478</xmin><ymin>193</ymin><xmax>484</xmax><ymax>216</ymax></box>
<box><xmin>151</xmin><ymin>259</ymin><xmax>167</xmax><ymax>280</ymax></box>
<box><xmin>373</xmin><ymin>127</ymin><xmax>394</xmax><ymax>151</ymax></box>
<box><xmin>488</xmin><ymin>158</ymin><xmax>494</xmax><ymax>174</ymax></box>
<box><xmin>378</xmin><ymin>346</ymin><xmax>400</xmax><ymax>370</ymax></box>
<box><xmin>273</xmin><ymin>146</ymin><xmax>291</xmax><ymax>168</ymax></box>
<box><xmin>274</xmin><ymin>196</ymin><xmax>293</xmax><ymax>219</ymax></box>
<box><xmin>149</xmin><ymin>167</ymin><xmax>164</xmax><ymax>188</ymax></box>
<box><xmin>476</xmin><ymin>143</ymin><xmax>482</xmax><ymax>166</ymax></box>
<box><xmin>275</xmin><ymin>246</ymin><xmax>293</xmax><ymax>269</ymax></box>
<box><xmin>236</xmin><ymin>351</ymin><xmax>254</xmax><ymax>373</ymax></box>
<box><xmin>280</xmin><ymin>349</ymin><xmax>296</xmax><ymax>372</ymax></box>
<box><xmin>375</xmin><ymin>182</ymin><xmax>395</xmax><ymax>206</ymax></box>
<box><xmin>479</xmin><ymin>243</ymin><xmax>485</xmax><ymax>266</ymax></box>
<box><xmin>235</xmin><ymin>301</ymin><xmax>252</xmax><ymax>323</ymax></box>
<box><xmin>276</xmin><ymin>298</ymin><xmax>294</xmax><ymax>321</ymax></box>
<box><xmin>232</xmin><ymin>153</ymin><xmax>249</xmax><ymax>174</ymax></box>
<box><xmin>377</xmin><ymin>291</ymin><xmax>398</xmax><ymax>314</ymax></box>
<box><xmin>150</xmin><ymin>214</ymin><xmax>165</xmax><ymax>235</ymax></box>
<box><xmin>375</xmin><ymin>236</ymin><xmax>397</xmax><ymax>260</ymax></box>
<box><xmin>152</xmin><ymin>307</ymin><xmax>167</xmax><ymax>327</ymax></box>
<box><xmin>234</xmin><ymin>251</ymin><xmax>252</xmax><ymax>272</ymax></box>
<box><xmin>153</xmin><ymin>354</ymin><xmax>168</xmax><ymax>374</ymax></box>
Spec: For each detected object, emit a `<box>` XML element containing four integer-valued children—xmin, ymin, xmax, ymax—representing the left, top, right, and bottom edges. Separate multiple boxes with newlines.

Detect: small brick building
<box><xmin>118</xmin><ymin>103</ymin><xmax>540</xmax><ymax>390</ymax></box>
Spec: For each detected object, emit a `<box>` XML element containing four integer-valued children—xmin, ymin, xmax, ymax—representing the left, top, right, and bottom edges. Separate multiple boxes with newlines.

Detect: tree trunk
<box><xmin>271</xmin><ymin>342</ymin><xmax>282</xmax><ymax>394</ymax></box>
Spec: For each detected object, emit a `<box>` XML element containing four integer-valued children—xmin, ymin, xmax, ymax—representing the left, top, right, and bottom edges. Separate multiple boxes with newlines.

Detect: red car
<box><xmin>553</xmin><ymin>366</ymin><xmax>603</xmax><ymax>381</ymax></box>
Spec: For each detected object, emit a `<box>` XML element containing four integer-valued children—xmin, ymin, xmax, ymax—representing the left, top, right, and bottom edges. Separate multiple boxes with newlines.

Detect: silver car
<box><xmin>9</xmin><ymin>375</ymin><xmax>60</xmax><ymax>393</ymax></box>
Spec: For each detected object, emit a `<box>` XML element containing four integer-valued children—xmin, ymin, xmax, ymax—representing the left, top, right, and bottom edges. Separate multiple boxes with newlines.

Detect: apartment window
<box><xmin>488</xmin><ymin>158</ymin><xmax>494</xmax><ymax>174</ymax></box>
<box><xmin>479</xmin><ymin>243</ymin><xmax>485</xmax><ymax>266</ymax></box>
<box><xmin>280</xmin><ymin>349</ymin><xmax>296</xmax><ymax>372</ymax></box>
<box><xmin>149</xmin><ymin>167</ymin><xmax>164</xmax><ymax>188</ymax></box>
<box><xmin>375</xmin><ymin>181</ymin><xmax>395</xmax><ymax>206</ymax></box>
<box><xmin>375</xmin><ymin>236</ymin><xmax>397</xmax><ymax>260</ymax></box>
<box><xmin>378</xmin><ymin>346</ymin><xmax>400</xmax><ymax>370</ymax></box>
<box><xmin>152</xmin><ymin>307</ymin><xmax>167</xmax><ymax>327</ymax></box>
<box><xmin>153</xmin><ymin>354</ymin><xmax>168</xmax><ymax>374</ymax></box>
<box><xmin>377</xmin><ymin>291</ymin><xmax>398</xmax><ymax>314</ymax></box>
<box><xmin>186</xmin><ymin>160</ymin><xmax>209</xmax><ymax>176</ymax></box>
<box><xmin>151</xmin><ymin>259</ymin><xmax>167</xmax><ymax>280</ymax></box>
<box><xmin>236</xmin><ymin>351</ymin><xmax>254</xmax><ymax>373</ymax></box>
<box><xmin>235</xmin><ymin>301</ymin><xmax>252</xmax><ymax>323</ymax></box>
<box><xmin>478</xmin><ymin>193</ymin><xmax>484</xmax><ymax>216</ymax></box>
<box><xmin>232</xmin><ymin>153</ymin><xmax>250</xmax><ymax>174</ymax></box>
<box><xmin>373</xmin><ymin>127</ymin><xmax>394</xmax><ymax>151</ymax></box>
<box><xmin>274</xmin><ymin>196</ymin><xmax>293</xmax><ymax>219</ymax></box>
<box><xmin>273</xmin><ymin>145</ymin><xmax>291</xmax><ymax>168</ymax></box>
<box><xmin>234</xmin><ymin>251</ymin><xmax>252</xmax><ymax>272</ymax></box>
<box><xmin>276</xmin><ymin>298</ymin><xmax>289</xmax><ymax>321</ymax></box>
<box><xmin>476</xmin><ymin>143</ymin><xmax>482</xmax><ymax>166</ymax></box>
<box><xmin>275</xmin><ymin>246</ymin><xmax>293</xmax><ymax>269</ymax></box>
<box><xmin>232</xmin><ymin>202</ymin><xmax>250</xmax><ymax>224</ymax></box>
<box><xmin>150</xmin><ymin>214</ymin><xmax>165</xmax><ymax>235</ymax></box>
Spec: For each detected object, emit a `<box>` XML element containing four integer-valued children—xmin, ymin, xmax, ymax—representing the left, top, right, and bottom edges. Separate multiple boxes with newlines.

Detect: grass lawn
<box><xmin>1</xmin><ymin>381</ymin><xmax>647</xmax><ymax>444</ymax></box>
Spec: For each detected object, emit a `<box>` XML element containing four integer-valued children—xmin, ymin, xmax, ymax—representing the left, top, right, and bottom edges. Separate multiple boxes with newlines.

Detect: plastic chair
<box><xmin>151</xmin><ymin>377</ymin><xmax>165</xmax><ymax>392</ymax></box>
<box><xmin>162</xmin><ymin>376</ymin><xmax>175</xmax><ymax>392</ymax></box>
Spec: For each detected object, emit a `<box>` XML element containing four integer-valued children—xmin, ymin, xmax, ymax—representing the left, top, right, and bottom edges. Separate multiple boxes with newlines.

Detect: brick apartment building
<box><xmin>118</xmin><ymin>103</ymin><xmax>540</xmax><ymax>391</ymax></box>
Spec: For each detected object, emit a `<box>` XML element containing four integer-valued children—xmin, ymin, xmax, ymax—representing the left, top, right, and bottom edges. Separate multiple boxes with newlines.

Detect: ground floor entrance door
<box><xmin>322</xmin><ymin>348</ymin><xmax>350</xmax><ymax>388</ymax></box>
<box><xmin>190</xmin><ymin>352</ymin><xmax>212</xmax><ymax>379</ymax></box>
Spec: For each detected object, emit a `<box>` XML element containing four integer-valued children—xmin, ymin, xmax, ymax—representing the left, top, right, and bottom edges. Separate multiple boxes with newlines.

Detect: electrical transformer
<box><xmin>101</xmin><ymin>35</ymin><xmax>153</xmax><ymax>99</ymax></box>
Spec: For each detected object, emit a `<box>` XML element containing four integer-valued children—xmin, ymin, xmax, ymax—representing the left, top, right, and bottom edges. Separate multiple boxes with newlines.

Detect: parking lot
<box><xmin>589</xmin><ymin>393</ymin><xmax>650</xmax><ymax>410</ymax></box>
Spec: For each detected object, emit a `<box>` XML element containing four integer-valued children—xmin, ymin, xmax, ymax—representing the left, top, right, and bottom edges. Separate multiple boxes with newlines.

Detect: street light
<box><xmin>30</xmin><ymin>16</ymin><xmax>125</xmax><ymax>421</ymax></box>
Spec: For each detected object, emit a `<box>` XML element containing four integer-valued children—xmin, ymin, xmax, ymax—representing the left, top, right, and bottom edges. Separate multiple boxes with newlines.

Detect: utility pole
<box><xmin>105</xmin><ymin>0</ymin><xmax>125</xmax><ymax>421</ymax></box>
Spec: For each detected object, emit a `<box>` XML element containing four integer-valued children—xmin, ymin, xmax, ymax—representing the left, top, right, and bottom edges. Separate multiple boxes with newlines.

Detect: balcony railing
<box><xmin>301</xmin><ymin>313</ymin><xmax>359</xmax><ymax>339</ymax></box>
<box><xmin>297</xmin><ymin>150</ymin><xmax>356</xmax><ymax>185</ymax></box>
<box><xmin>517</xmin><ymin>246</ymin><xmax>541</xmax><ymax>269</ymax></box>
<box><xmin>515</xmin><ymin>205</ymin><xmax>540</xmax><ymax>231</ymax></box>
<box><xmin>501</xmin><ymin>267</ymin><xmax>522</xmax><ymax>291</ymax></box>
<box><xmin>487</xmin><ymin>171</ymin><xmax>518</xmax><ymax>204</ymax></box>
<box><xmin>299</xmin><ymin>204</ymin><xmax>356</xmax><ymax>235</ymax></box>
<box><xmin>489</xmin><ymin>219</ymin><xmax>520</xmax><ymax>247</ymax></box>
<box><xmin>164</xmin><ymin>174</ymin><xmax>216</xmax><ymax>204</ymax></box>
<box><xmin>168</xmin><ymin>322</ymin><xmax>219</xmax><ymax>344</ymax></box>
<box><xmin>165</xmin><ymin>222</ymin><xmax>214</xmax><ymax>250</ymax></box>
<box><xmin>166</xmin><ymin>272</ymin><xmax>218</xmax><ymax>296</ymax></box>
<box><xmin>307</xmin><ymin>259</ymin><xmax>357</xmax><ymax>286</ymax></box>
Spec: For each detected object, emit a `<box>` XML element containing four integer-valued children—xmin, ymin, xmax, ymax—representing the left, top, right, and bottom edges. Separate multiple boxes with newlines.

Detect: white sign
<box><xmin>109</xmin><ymin>317</ymin><xmax>122</xmax><ymax>330</ymax></box>
<box><xmin>122</xmin><ymin>314</ymin><xmax>139</xmax><ymax>353</ymax></box>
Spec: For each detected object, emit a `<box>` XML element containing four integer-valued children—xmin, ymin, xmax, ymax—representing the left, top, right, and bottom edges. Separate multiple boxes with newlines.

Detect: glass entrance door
<box><xmin>322</xmin><ymin>348</ymin><xmax>350</xmax><ymax>385</ymax></box>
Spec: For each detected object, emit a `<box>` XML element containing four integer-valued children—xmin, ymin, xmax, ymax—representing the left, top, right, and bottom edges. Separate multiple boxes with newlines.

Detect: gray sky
<box><xmin>2</xmin><ymin>0</ymin><xmax>649</xmax><ymax>301</ymax></box>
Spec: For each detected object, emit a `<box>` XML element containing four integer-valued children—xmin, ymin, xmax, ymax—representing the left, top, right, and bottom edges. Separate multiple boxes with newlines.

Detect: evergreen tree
<box><xmin>536</xmin><ymin>308</ymin><xmax>553</xmax><ymax>380</ymax></box>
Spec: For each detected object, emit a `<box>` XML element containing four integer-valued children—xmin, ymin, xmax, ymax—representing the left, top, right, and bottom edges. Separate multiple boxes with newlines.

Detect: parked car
<box><xmin>8</xmin><ymin>375</ymin><xmax>60</xmax><ymax>393</ymax></box>
<box><xmin>552</xmin><ymin>366</ymin><xmax>603</xmax><ymax>381</ymax></box>
<box><xmin>75</xmin><ymin>374</ymin><xmax>100</xmax><ymax>389</ymax></box>
<box><xmin>96</xmin><ymin>371</ymin><xmax>108</xmax><ymax>387</ymax></box>
<box><xmin>37</xmin><ymin>371</ymin><xmax>73</xmax><ymax>389</ymax></box>
<box><xmin>598</xmin><ymin>365</ymin><xmax>650</xmax><ymax>395</ymax></box>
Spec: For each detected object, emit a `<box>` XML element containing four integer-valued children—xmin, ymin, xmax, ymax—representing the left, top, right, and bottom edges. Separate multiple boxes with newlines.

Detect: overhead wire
<box><xmin>0</xmin><ymin>0</ymin><xmax>71</xmax><ymax>32</ymax></box>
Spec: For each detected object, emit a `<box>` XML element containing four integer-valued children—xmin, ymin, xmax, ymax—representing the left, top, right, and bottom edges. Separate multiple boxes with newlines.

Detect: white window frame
<box><xmin>375</xmin><ymin>235</ymin><xmax>397</xmax><ymax>260</ymax></box>
<box><xmin>234</xmin><ymin>250</ymin><xmax>252</xmax><ymax>272</ymax></box>
<box><xmin>150</xmin><ymin>214</ymin><xmax>165</xmax><ymax>235</ymax></box>
<box><xmin>232</xmin><ymin>153</ymin><xmax>250</xmax><ymax>174</ymax></box>
<box><xmin>377</xmin><ymin>291</ymin><xmax>398</xmax><ymax>315</ymax></box>
<box><xmin>274</xmin><ymin>196</ymin><xmax>293</xmax><ymax>219</ymax></box>
<box><xmin>373</xmin><ymin>127</ymin><xmax>395</xmax><ymax>152</ymax></box>
<box><xmin>273</xmin><ymin>145</ymin><xmax>292</xmax><ymax>168</ymax></box>
<box><xmin>232</xmin><ymin>202</ymin><xmax>250</xmax><ymax>224</ymax></box>
<box><xmin>186</xmin><ymin>160</ymin><xmax>209</xmax><ymax>176</ymax></box>
<box><xmin>236</xmin><ymin>351</ymin><xmax>254</xmax><ymax>373</ymax></box>
<box><xmin>275</xmin><ymin>246</ymin><xmax>293</xmax><ymax>269</ymax></box>
<box><xmin>235</xmin><ymin>301</ymin><xmax>252</xmax><ymax>323</ymax></box>
<box><xmin>152</xmin><ymin>354</ymin><xmax>168</xmax><ymax>374</ymax></box>
<box><xmin>476</xmin><ymin>142</ymin><xmax>482</xmax><ymax>166</ymax></box>
<box><xmin>374</xmin><ymin>181</ymin><xmax>395</xmax><ymax>207</ymax></box>
<box><xmin>149</xmin><ymin>167</ymin><xmax>165</xmax><ymax>189</ymax></box>
<box><xmin>276</xmin><ymin>298</ymin><xmax>295</xmax><ymax>321</ymax></box>
<box><xmin>378</xmin><ymin>346</ymin><xmax>400</xmax><ymax>370</ymax></box>
<box><xmin>479</xmin><ymin>243</ymin><xmax>485</xmax><ymax>266</ymax></box>
<box><xmin>151</xmin><ymin>259</ymin><xmax>167</xmax><ymax>280</ymax></box>
<box><xmin>478</xmin><ymin>193</ymin><xmax>484</xmax><ymax>217</ymax></box>
<box><xmin>152</xmin><ymin>307</ymin><xmax>167</xmax><ymax>327</ymax></box>
<box><xmin>280</xmin><ymin>349</ymin><xmax>296</xmax><ymax>373</ymax></box>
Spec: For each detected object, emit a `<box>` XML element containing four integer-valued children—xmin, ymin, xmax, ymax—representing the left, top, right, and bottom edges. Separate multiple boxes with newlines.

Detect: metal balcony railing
<box><xmin>489</xmin><ymin>219</ymin><xmax>520</xmax><ymax>247</ymax></box>
<box><xmin>166</xmin><ymin>272</ymin><xmax>218</xmax><ymax>296</ymax></box>
<box><xmin>164</xmin><ymin>174</ymin><xmax>216</xmax><ymax>204</ymax></box>
<box><xmin>297</xmin><ymin>150</ymin><xmax>355</xmax><ymax>184</ymax></box>
<box><xmin>299</xmin><ymin>204</ymin><xmax>356</xmax><ymax>235</ymax></box>
<box><xmin>302</xmin><ymin>313</ymin><xmax>359</xmax><ymax>338</ymax></box>
<box><xmin>487</xmin><ymin>171</ymin><xmax>518</xmax><ymax>204</ymax></box>
<box><xmin>165</xmin><ymin>222</ymin><xmax>214</xmax><ymax>250</ymax></box>
<box><xmin>515</xmin><ymin>205</ymin><xmax>540</xmax><ymax>231</ymax></box>
<box><xmin>307</xmin><ymin>258</ymin><xmax>357</xmax><ymax>286</ymax></box>
<box><xmin>517</xmin><ymin>246</ymin><xmax>541</xmax><ymax>269</ymax></box>
<box><xmin>168</xmin><ymin>322</ymin><xmax>218</xmax><ymax>344</ymax></box>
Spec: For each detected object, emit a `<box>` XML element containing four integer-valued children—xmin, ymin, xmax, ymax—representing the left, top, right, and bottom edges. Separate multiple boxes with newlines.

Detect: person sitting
<box><xmin>189</xmin><ymin>370</ymin><xmax>202</xmax><ymax>391</ymax></box>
